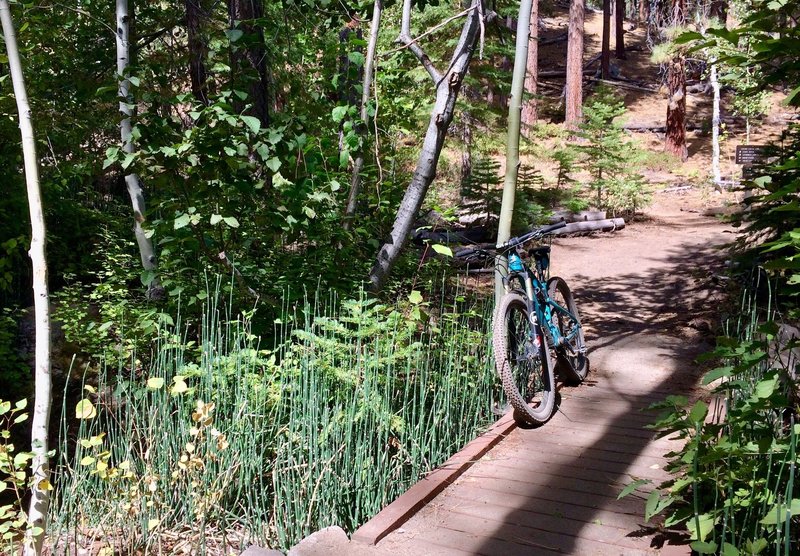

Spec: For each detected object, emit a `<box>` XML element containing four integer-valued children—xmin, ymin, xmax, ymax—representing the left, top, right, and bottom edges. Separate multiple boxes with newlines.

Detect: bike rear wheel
<box><xmin>547</xmin><ymin>277</ymin><xmax>588</xmax><ymax>385</ymax></box>
<box><xmin>493</xmin><ymin>292</ymin><xmax>556</xmax><ymax>425</ymax></box>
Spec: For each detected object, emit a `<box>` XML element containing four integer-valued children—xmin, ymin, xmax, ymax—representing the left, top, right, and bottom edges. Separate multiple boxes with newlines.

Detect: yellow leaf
<box><xmin>83</xmin><ymin>385</ymin><xmax>96</xmax><ymax>394</ymax></box>
<box><xmin>170</xmin><ymin>377</ymin><xmax>188</xmax><ymax>395</ymax></box>
<box><xmin>75</xmin><ymin>399</ymin><xmax>96</xmax><ymax>420</ymax></box>
<box><xmin>147</xmin><ymin>377</ymin><xmax>165</xmax><ymax>389</ymax></box>
<box><xmin>80</xmin><ymin>456</ymin><xmax>96</xmax><ymax>466</ymax></box>
<box><xmin>147</xmin><ymin>518</ymin><xmax>160</xmax><ymax>531</ymax></box>
<box><xmin>37</xmin><ymin>479</ymin><xmax>53</xmax><ymax>491</ymax></box>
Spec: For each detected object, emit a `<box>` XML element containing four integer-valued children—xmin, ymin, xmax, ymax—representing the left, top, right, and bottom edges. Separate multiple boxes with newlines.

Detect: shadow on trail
<box><xmin>469</xmin><ymin>227</ymin><xmax>732</xmax><ymax>554</ymax></box>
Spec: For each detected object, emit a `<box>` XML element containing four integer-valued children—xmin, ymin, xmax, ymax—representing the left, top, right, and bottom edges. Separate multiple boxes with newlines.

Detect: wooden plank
<box><xmin>444</xmin><ymin>486</ymin><xmax>649</xmax><ymax>530</ymax></box>
<box><xmin>351</xmin><ymin>413</ymin><xmax>517</xmax><ymax>545</ymax></box>
<box><xmin>422</xmin><ymin>508</ymin><xmax>659</xmax><ymax>555</ymax></box>
<box><xmin>450</xmin><ymin>474</ymin><xmax>649</xmax><ymax>516</ymax></box>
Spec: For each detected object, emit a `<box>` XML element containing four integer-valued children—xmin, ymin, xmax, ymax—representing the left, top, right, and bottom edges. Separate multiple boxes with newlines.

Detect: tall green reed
<box><xmin>47</xmin><ymin>285</ymin><xmax>500</xmax><ymax>553</ymax></box>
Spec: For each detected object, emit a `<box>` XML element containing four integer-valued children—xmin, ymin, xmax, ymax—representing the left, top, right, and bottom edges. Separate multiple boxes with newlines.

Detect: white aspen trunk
<box><xmin>710</xmin><ymin>59</ymin><xmax>722</xmax><ymax>187</ymax></box>
<box><xmin>344</xmin><ymin>0</ymin><xmax>383</xmax><ymax>228</ymax></box>
<box><xmin>0</xmin><ymin>3</ymin><xmax>52</xmax><ymax>554</ymax></box>
<box><xmin>116</xmin><ymin>0</ymin><xmax>163</xmax><ymax>299</ymax></box>
<box><xmin>495</xmin><ymin>0</ymin><xmax>534</xmax><ymax>305</ymax></box>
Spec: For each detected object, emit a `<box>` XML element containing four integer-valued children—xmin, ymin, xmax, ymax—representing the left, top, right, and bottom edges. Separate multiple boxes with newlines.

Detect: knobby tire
<box><xmin>493</xmin><ymin>292</ymin><xmax>556</xmax><ymax>425</ymax></box>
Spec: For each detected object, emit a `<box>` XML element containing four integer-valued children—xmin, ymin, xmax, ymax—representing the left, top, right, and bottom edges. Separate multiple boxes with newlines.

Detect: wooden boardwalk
<box><xmin>346</xmin><ymin>359</ymin><xmax>690</xmax><ymax>555</ymax></box>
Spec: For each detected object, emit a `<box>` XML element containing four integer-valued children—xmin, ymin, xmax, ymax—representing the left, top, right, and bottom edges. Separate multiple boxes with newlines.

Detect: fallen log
<box><xmin>550</xmin><ymin>218</ymin><xmax>625</xmax><ymax>234</ymax></box>
<box><xmin>588</xmin><ymin>78</ymin><xmax>657</xmax><ymax>93</ymax></box>
<box><xmin>549</xmin><ymin>209</ymin><xmax>607</xmax><ymax>223</ymax></box>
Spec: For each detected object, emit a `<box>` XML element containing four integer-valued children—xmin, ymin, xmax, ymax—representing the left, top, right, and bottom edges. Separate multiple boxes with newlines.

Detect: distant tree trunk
<box><xmin>185</xmin><ymin>0</ymin><xmax>209</xmax><ymax>105</ymax></box>
<box><xmin>520</xmin><ymin>0</ymin><xmax>539</xmax><ymax>132</ymax></box>
<box><xmin>228</xmin><ymin>0</ymin><xmax>270</xmax><ymax>127</ymax></box>
<box><xmin>664</xmin><ymin>0</ymin><xmax>687</xmax><ymax>161</ymax></box>
<box><xmin>564</xmin><ymin>0</ymin><xmax>584</xmax><ymax>128</ymax></box>
<box><xmin>710</xmin><ymin>0</ymin><xmax>727</xmax><ymax>24</ymax></box>
<box><xmin>0</xmin><ymin>3</ymin><xmax>52</xmax><ymax>555</ymax></box>
<box><xmin>615</xmin><ymin>0</ymin><xmax>625</xmax><ymax>59</ymax></box>
<box><xmin>337</xmin><ymin>18</ymin><xmax>363</xmax><ymax>152</ymax></box>
<box><xmin>117</xmin><ymin>0</ymin><xmax>164</xmax><ymax>299</ymax></box>
<box><xmin>344</xmin><ymin>0</ymin><xmax>383</xmax><ymax>229</ymax></box>
<box><xmin>710</xmin><ymin>58</ymin><xmax>721</xmax><ymax>186</ymax></box>
<box><xmin>367</xmin><ymin>0</ymin><xmax>481</xmax><ymax>292</ymax></box>
<box><xmin>496</xmin><ymin>0</ymin><xmax>534</xmax><ymax>304</ymax></box>
<box><xmin>639</xmin><ymin>0</ymin><xmax>648</xmax><ymax>24</ymax></box>
<box><xmin>601</xmin><ymin>0</ymin><xmax>611</xmax><ymax>78</ymax></box>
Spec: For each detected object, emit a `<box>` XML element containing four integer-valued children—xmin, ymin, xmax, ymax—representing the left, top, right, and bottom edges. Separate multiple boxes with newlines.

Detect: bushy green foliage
<box><xmin>624</xmin><ymin>285</ymin><xmax>799</xmax><ymax>554</ymax></box>
<box><xmin>576</xmin><ymin>87</ymin><xmax>650</xmax><ymax>216</ymax></box>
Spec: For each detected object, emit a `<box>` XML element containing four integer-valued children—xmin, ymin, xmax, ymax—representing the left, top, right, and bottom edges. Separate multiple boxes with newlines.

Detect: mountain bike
<box><xmin>460</xmin><ymin>222</ymin><xmax>589</xmax><ymax>425</ymax></box>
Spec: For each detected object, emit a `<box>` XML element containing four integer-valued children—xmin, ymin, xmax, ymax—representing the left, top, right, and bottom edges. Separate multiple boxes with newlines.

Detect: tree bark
<box><xmin>520</xmin><ymin>0</ymin><xmax>539</xmax><ymax>132</ymax></box>
<box><xmin>367</xmin><ymin>0</ymin><xmax>481</xmax><ymax>292</ymax></box>
<box><xmin>228</xmin><ymin>0</ymin><xmax>270</xmax><ymax>127</ymax></box>
<box><xmin>711</xmin><ymin>59</ymin><xmax>721</xmax><ymax>186</ymax></box>
<box><xmin>601</xmin><ymin>0</ymin><xmax>611</xmax><ymax>78</ymax></box>
<box><xmin>564</xmin><ymin>0</ymin><xmax>584</xmax><ymax>128</ymax></box>
<box><xmin>496</xmin><ymin>0</ymin><xmax>535</xmax><ymax>304</ymax></box>
<box><xmin>0</xmin><ymin>3</ymin><xmax>52</xmax><ymax>555</ymax></box>
<box><xmin>344</xmin><ymin>0</ymin><xmax>383</xmax><ymax>229</ymax></box>
<box><xmin>185</xmin><ymin>0</ymin><xmax>209</xmax><ymax>105</ymax></box>
<box><xmin>664</xmin><ymin>0</ymin><xmax>687</xmax><ymax>161</ymax></box>
<box><xmin>117</xmin><ymin>0</ymin><xmax>164</xmax><ymax>299</ymax></box>
<box><xmin>710</xmin><ymin>0</ymin><xmax>727</xmax><ymax>25</ymax></box>
<box><xmin>615</xmin><ymin>0</ymin><xmax>625</xmax><ymax>59</ymax></box>
<box><xmin>638</xmin><ymin>0</ymin><xmax>648</xmax><ymax>24</ymax></box>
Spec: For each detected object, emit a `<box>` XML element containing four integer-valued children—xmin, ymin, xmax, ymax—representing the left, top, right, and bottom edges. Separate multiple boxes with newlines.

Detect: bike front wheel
<box><xmin>493</xmin><ymin>292</ymin><xmax>556</xmax><ymax>425</ymax></box>
<box><xmin>547</xmin><ymin>276</ymin><xmax>589</xmax><ymax>385</ymax></box>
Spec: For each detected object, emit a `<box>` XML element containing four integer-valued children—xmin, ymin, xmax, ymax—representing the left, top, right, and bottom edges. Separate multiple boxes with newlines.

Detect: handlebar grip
<box><xmin>539</xmin><ymin>221</ymin><xmax>567</xmax><ymax>235</ymax></box>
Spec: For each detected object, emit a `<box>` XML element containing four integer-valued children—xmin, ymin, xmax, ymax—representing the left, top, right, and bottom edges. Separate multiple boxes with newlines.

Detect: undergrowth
<box><xmin>4</xmin><ymin>286</ymin><xmax>501</xmax><ymax>554</ymax></box>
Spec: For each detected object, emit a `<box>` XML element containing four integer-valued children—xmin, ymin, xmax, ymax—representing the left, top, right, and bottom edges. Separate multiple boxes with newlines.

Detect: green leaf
<box><xmin>174</xmin><ymin>214</ymin><xmax>192</xmax><ymax>230</ymax></box>
<box><xmin>14</xmin><ymin>399</ymin><xmax>26</xmax><ymax>411</ymax></box>
<box><xmin>690</xmin><ymin>541</ymin><xmax>718</xmax><ymax>554</ymax></box>
<box><xmin>688</xmin><ymin>400</ymin><xmax>708</xmax><ymax>424</ymax></box>
<box><xmin>0</xmin><ymin>401</ymin><xmax>9</xmax><ymax>416</ymax></box>
<box><xmin>721</xmin><ymin>542</ymin><xmax>740</xmax><ymax>556</ymax></box>
<box><xmin>760</xmin><ymin>498</ymin><xmax>800</xmax><ymax>524</ymax></box>
<box><xmin>128</xmin><ymin>76</ymin><xmax>140</xmax><ymax>87</ymax></box>
<box><xmin>431</xmin><ymin>244</ymin><xmax>453</xmax><ymax>257</ymax></box>
<box><xmin>266</xmin><ymin>157</ymin><xmax>281</xmax><ymax>172</ymax></box>
<box><xmin>147</xmin><ymin>377</ymin><xmax>165</xmax><ymax>389</ymax></box>
<box><xmin>754</xmin><ymin>376</ymin><xmax>778</xmax><ymax>399</ymax></box>
<box><xmin>241</xmin><ymin>115</ymin><xmax>261</xmax><ymax>134</ymax></box>
<box><xmin>332</xmin><ymin>106</ymin><xmax>348</xmax><ymax>123</ymax></box>
<box><xmin>223</xmin><ymin>216</ymin><xmax>240</xmax><ymax>228</ymax></box>
<box><xmin>347</xmin><ymin>51</ymin><xmax>365</xmax><ymax>66</ymax></box>
<box><xmin>687</xmin><ymin>512</ymin><xmax>715</xmax><ymax>542</ymax></box>
<box><xmin>120</xmin><ymin>153</ymin><xmax>135</xmax><ymax>170</ymax></box>
<box><xmin>303</xmin><ymin>207</ymin><xmax>316</xmax><ymax>219</ymax></box>
<box><xmin>745</xmin><ymin>538</ymin><xmax>768</xmax><ymax>554</ymax></box>
<box><xmin>140</xmin><ymin>270</ymin><xmax>156</xmax><ymax>287</ymax></box>
<box><xmin>645</xmin><ymin>490</ymin><xmax>660</xmax><ymax>521</ymax></box>
<box><xmin>210</xmin><ymin>214</ymin><xmax>223</xmax><ymax>226</ymax></box>
<box><xmin>408</xmin><ymin>290</ymin><xmax>423</xmax><ymax>305</ymax></box>
<box><xmin>617</xmin><ymin>478</ymin><xmax>650</xmax><ymax>499</ymax></box>
<box><xmin>702</xmin><ymin>366</ymin><xmax>733</xmax><ymax>384</ymax></box>
<box><xmin>225</xmin><ymin>29</ymin><xmax>243</xmax><ymax>42</ymax></box>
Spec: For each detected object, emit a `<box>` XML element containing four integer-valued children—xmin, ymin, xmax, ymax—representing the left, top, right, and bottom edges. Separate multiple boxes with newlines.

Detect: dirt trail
<box><xmin>327</xmin><ymin>190</ymin><xmax>736</xmax><ymax>556</ymax></box>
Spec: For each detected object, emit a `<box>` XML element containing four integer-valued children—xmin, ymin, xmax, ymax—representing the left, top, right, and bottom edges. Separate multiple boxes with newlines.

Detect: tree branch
<box><xmin>398</xmin><ymin>0</ymin><xmax>442</xmax><ymax>83</ymax></box>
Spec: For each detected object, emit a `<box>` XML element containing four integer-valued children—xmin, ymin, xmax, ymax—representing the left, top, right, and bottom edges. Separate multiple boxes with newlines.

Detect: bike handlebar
<box><xmin>497</xmin><ymin>221</ymin><xmax>566</xmax><ymax>250</ymax></box>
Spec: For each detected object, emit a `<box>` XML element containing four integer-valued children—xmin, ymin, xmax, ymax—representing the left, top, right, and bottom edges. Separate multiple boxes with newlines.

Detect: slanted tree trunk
<box><xmin>117</xmin><ymin>0</ymin><xmax>164</xmax><ymax>299</ymax></box>
<box><xmin>615</xmin><ymin>0</ymin><xmax>625</xmax><ymax>59</ymax></box>
<box><xmin>344</xmin><ymin>0</ymin><xmax>383</xmax><ymax>229</ymax></box>
<box><xmin>367</xmin><ymin>0</ymin><xmax>482</xmax><ymax>292</ymax></box>
<box><xmin>711</xmin><ymin>58</ymin><xmax>721</xmax><ymax>186</ymax></box>
<box><xmin>228</xmin><ymin>0</ymin><xmax>270</xmax><ymax>127</ymax></box>
<box><xmin>520</xmin><ymin>0</ymin><xmax>539</xmax><ymax>132</ymax></box>
<box><xmin>601</xmin><ymin>0</ymin><xmax>611</xmax><ymax>78</ymax></box>
<box><xmin>664</xmin><ymin>0</ymin><xmax>687</xmax><ymax>161</ymax></box>
<box><xmin>496</xmin><ymin>0</ymin><xmax>535</xmax><ymax>304</ymax></box>
<box><xmin>564</xmin><ymin>0</ymin><xmax>584</xmax><ymax>128</ymax></box>
<box><xmin>185</xmin><ymin>0</ymin><xmax>209</xmax><ymax>105</ymax></box>
<box><xmin>0</xmin><ymin>3</ymin><xmax>52</xmax><ymax>555</ymax></box>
